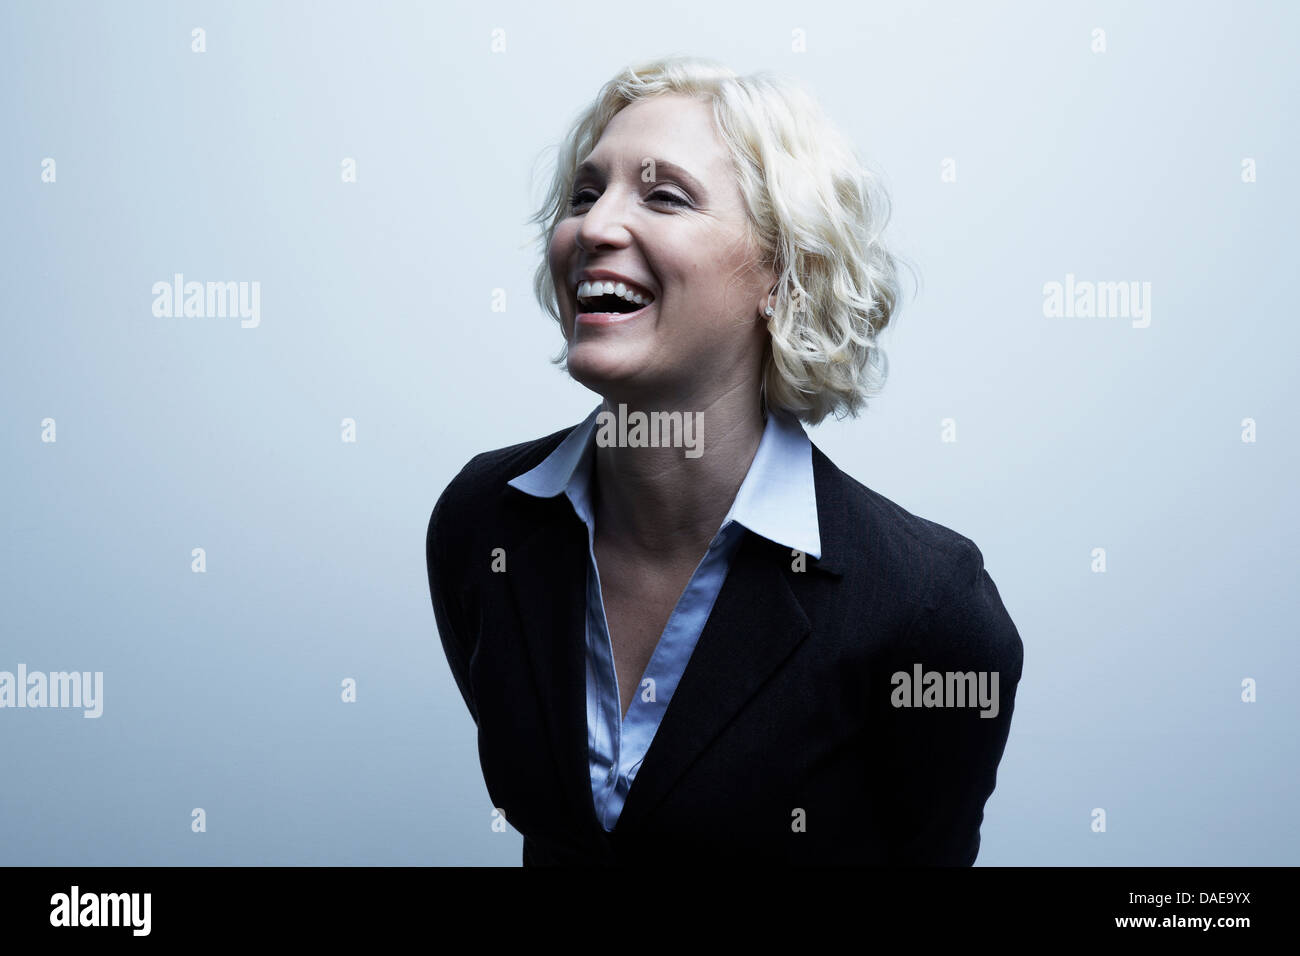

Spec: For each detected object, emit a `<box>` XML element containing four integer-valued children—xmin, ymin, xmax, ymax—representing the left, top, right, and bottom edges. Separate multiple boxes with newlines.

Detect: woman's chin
<box><xmin>566</xmin><ymin>342</ymin><xmax>651</xmax><ymax>392</ymax></box>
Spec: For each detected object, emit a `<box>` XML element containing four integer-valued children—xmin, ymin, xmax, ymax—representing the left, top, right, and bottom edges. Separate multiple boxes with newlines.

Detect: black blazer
<box><xmin>426</xmin><ymin>421</ymin><xmax>1024</xmax><ymax>866</ymax></box>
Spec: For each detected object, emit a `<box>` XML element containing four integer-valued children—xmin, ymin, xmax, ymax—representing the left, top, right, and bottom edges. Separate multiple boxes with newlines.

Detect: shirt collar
<box><xmin>507</xmin><ymin>404</ymin><xmax>822</xmax><ymax>559</ymax></box>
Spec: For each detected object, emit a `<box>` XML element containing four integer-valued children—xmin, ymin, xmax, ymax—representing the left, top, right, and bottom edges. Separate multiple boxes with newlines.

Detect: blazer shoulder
<box><xmin>814</xmin><ymin>445</ymin><xmax>1017</xmax><ymax>663</ymax></box>
<box><xmin>841</xmin><ymin>474</ymin><xmax>1022</xmax><ymax>677</ymax></box>
<box><xmin>426</xmin><ymin>421</ymin><xmax>577</xmax><ymax>556</ymax></box>
<box><xmin>815</xmin><ymin>444</ymin><xmax>985</xmax><ymax>588</ymax></box>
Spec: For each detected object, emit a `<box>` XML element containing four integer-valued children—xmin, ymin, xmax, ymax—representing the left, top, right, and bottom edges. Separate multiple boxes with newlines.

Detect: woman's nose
<box><xmin>576</xmin><ymin>190</ymin><xmax>631</xmax><ymax>251</ymax></box>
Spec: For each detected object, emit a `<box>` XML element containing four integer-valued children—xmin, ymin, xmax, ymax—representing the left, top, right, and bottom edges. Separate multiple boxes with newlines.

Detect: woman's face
<box><xmin>548</xmin><ymin>93</ymin><xmax>774</xmax><ymax>409</ymax></box>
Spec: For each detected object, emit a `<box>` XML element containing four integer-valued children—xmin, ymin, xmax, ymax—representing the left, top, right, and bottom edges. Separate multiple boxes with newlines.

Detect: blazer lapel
<box><xmin>504</xmin><ymin>494</ymin><xmax>603</xmax><ymax>834</ymax></box>
<box><xmin>614</xmin><ymin>441</ymin><xmax>849</xmax><ymax>833</ymax></box>
<box><xmin>612</xmin><ymin>529</ymin><xmax>814</xmax><ymax>832</ymax></box>
<box><xmin>502</xmin><ymin>440</ymin><xmax>850</xmax><ymax>841</ymax></box>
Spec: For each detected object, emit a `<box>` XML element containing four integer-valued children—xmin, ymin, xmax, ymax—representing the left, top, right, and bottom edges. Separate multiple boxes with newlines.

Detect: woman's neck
<box><xmin>591</xmin><ymin>383</ymin><xmax>765</xmax><ymax>563</ymax></box>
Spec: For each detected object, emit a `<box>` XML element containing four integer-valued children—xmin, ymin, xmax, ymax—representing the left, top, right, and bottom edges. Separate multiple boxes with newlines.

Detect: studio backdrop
<box><xmin>1</xmin><ymin>0</ymin><xmax>1296</xmax><ymax>865</ymax></box>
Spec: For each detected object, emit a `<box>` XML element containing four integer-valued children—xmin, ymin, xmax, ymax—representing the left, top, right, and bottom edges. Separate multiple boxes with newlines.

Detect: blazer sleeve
<box><xmin>882</xmin><ymin>539</ymin><xmax>1024</xmax><ymax>865</ymax></box>
<box><xmin>426</xmin><ymin>474</ymin><xmax>479</xmax><ymax>727</ymax></box>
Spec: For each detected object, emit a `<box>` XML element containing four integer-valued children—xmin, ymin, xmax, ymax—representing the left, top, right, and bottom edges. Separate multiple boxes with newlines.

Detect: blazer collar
<box><xmin>507</xmin><ymin>402</ymin><xmax>823</xmax><ymax>560</ymax></box>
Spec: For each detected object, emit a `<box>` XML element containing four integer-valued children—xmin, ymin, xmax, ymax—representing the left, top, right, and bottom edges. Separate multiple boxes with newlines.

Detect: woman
<box><xmin>427</xmin><ymin>56</ymin><xmax>1023</xmax><ymax>865</ymax></box>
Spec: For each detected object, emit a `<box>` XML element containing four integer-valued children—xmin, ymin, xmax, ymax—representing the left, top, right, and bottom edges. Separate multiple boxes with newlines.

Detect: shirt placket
<box><xmin>584</xmin><ymin>524</ymin><xmax>623</xmax><ymax>828</ymax></box>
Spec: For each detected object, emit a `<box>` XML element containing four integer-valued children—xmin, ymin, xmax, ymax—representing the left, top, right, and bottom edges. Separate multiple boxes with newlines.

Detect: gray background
<box><xmin>1</xmin><ymin>0</ymin><xmax>1295</xmax><ymax>865</ymax></box>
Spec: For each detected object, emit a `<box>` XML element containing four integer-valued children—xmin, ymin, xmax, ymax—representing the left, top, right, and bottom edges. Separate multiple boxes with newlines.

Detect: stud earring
<box><xmin>764</xmin><ymin>306</ymin><xmax>774</xmax><ymax>317</ymax></box>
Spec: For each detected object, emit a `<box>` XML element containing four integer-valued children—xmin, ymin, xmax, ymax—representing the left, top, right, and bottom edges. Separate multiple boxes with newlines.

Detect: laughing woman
<box><xmin>427</xmin><ymin>56</ymin><xmax>1024</xmax><ymax>865</ymax></box>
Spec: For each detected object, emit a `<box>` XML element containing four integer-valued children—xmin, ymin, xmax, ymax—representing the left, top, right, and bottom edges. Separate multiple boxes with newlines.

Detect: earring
<box><xmin>764</xmin><ymin>306</ymin><xmax>774</xmax><ymax>317</ymax></box>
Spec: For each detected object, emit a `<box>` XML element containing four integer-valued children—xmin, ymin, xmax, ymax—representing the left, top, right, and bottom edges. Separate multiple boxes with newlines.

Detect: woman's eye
<box><xmin>648</xmin><ymin>190</ymin><xmax>688</xmax><ymax>206</ymax></box>
<box><xmin>568</xmin><ymin>188</ymin><xmax>689</xmax><ymax>211</ymax></box>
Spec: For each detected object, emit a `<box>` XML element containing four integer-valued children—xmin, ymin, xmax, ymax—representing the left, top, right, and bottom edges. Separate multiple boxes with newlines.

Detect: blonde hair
<box><xmin>528</xmin><ymin>55</ymin><xmax>910</xmax><ymax>425</ymax></box>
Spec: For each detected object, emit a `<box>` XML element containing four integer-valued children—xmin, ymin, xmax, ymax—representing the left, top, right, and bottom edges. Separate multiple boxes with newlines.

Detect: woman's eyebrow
<box><xmin>574</xmin><ymin>157</ymin><xmax>708</xmax><ymax>200</ymax></box>
<box><xmin>653</xmin><ymin>160</ymin><xmax>708</xmax><ymax>200</ymax></box>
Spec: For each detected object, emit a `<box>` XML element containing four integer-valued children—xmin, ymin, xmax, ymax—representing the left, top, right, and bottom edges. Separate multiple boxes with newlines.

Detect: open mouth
<box><xmin>575</xmin><ymin>279</ymin><xmax>654</xmax><ymax>323</ymax></box>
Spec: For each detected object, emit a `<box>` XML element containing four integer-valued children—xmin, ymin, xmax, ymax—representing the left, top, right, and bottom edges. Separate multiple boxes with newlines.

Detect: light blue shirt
<box><xmin>507</xmin><ymin>403</ymin><xmax>822</xmax><ymax>831</ymax></box>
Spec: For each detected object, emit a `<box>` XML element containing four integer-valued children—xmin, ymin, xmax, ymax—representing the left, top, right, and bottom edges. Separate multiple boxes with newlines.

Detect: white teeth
<box><xmin>575</xmin><ymin>279</ymin><xmax>653</xmax><ymax>309</ymax></box>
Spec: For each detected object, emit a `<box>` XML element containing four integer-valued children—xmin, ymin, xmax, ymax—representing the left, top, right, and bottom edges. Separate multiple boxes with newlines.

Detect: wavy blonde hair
<box><xmin>528</xmin><ymin>55</ymin><xmax>910</xmax><ymax>425</ymax></box>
